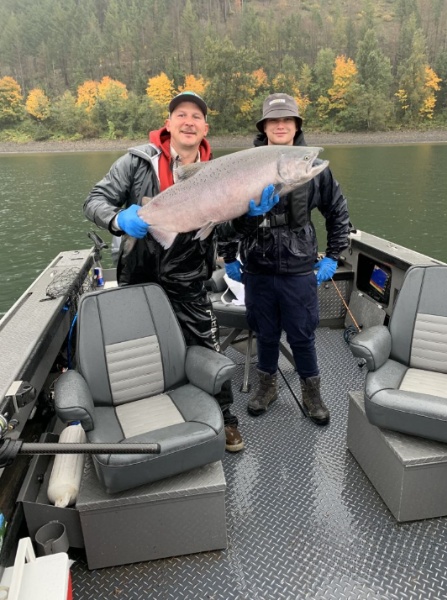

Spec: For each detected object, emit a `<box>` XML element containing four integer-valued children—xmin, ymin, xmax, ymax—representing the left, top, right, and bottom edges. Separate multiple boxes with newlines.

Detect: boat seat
<box><xmin>206</xmin><ymin>268</ymin><xmax>295</xmax><ymax>392</ymax></box>
<box><xmin>349</xmin><ymin>264</ymin><xmax>447</xmax><ymax>443</ymax></box>
<box><xmin>53</xmin><ymin>283</ymin><xmax>234</xmax><ymax>494</ymax></box>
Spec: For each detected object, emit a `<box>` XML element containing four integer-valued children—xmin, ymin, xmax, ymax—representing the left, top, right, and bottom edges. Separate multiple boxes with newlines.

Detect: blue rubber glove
<box><xmin>247</xmin><ymin>184</ymin><xmax>280</xmax><ymax>217</ymax></box>
<box><xmin>313</xmin><ymin>257</ymin><xmax>338</xmax><ymax>286</ymax></box>
<box><xmin>116</xmin><ymin>205</ymin><xmax>149</xmax><ymax>238</ymax></box>
<box><xmin>225</xmin><ymin>260</ymin><xmax>242</xmax><ymax>282</ymax></box>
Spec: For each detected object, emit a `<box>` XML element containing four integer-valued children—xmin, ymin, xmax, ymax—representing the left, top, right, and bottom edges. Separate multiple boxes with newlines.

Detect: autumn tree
<box><xmin>178</xmin><ymin>74</ymin><xmax>208</xmax><ymax>97</ymax></box>
<box><xmin>317</xmin><ymin>55</ymin><xmax>363</xmax><ymax>130</ymax></box>
<box><xmin>146</xmin><ymin>73</ymin><xmax>175</xmax><ymax>111</ymax></box>
<box><xmin>0</xmin><ymin>76</ymin><xmax>24</xmax><ymax>125</ymax></box>
<box><xmin>419</xmin><ymin>67</ymin><xmax>441</xmax><ymax>120</ymax></box>
<box><xmin>76</xmin><ymin>80</ymin><xmax>99</xmax><ymax>113</ymax></box>
<box><xmin>94</xmin><ymin>77</ymin><xmax>129</xmax><ymax>137</ymax></box>
<box><xmin>328</xmin><ymin>55</ymin><xmax>358</xmax><ymax>112</ymax></box>
<box><xmin>97</xmin><ymin>77</ymin><xmax>128</xmax><ymax>103</ymax></box>
<box><xmin>26</xmin><ymin>88</ymin><xmax>51</xmax><ymax>121</ymax></box>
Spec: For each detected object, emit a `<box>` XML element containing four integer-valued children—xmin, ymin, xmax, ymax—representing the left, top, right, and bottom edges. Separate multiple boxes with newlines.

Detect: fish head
<box><xmin>277</xmin><ymin>147</ymin><xmax>329</xmax><ymax>193</ymax></box>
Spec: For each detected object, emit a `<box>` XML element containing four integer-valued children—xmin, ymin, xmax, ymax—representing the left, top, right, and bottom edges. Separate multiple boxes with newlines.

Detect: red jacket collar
<box><xmin>149</xmin><ymin>127</ymin><xmax>212</xmax><ymax>162</ymax></box>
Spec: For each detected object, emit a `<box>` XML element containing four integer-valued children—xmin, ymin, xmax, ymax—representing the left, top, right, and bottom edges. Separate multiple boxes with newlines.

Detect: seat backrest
<box><xmin>76</xmin><ymin>283</ymin><xmax>187</xmax><ymax>406</ymax></box>
<box><xmin>390</xmin><ymin>265</ymin><xmax>447</xmax><ymax>372</ymax></box>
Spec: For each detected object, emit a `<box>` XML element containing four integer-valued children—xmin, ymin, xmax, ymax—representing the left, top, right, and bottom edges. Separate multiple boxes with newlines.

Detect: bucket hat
<box><xmin>256</xmin><ymin>93</ymin><xmax>303</xmax><ymax>132</ymax></box>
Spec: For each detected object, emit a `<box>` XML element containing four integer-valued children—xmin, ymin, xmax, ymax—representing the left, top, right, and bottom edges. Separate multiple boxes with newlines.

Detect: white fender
<box><xmin>47</xmin><ymin>423</ymin><xmax>86</xmax><ymax>508</ymax></box>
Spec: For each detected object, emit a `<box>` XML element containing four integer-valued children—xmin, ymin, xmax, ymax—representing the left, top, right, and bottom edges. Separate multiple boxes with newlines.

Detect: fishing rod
<box><xmin>329</xmin><ymin>276</ymin><xmax>363</xmax><ymax>344</ymax></box>
<box><xmin>0</xmin><ymin>414</ymin><xmax>160</xmax><ymax>469</ymax></box>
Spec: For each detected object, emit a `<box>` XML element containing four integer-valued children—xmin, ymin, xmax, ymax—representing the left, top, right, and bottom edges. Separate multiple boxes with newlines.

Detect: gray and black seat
<box><xmin>349</xmin><ymin>264</ymin><xmax>447</xmax><ymax>443</ymax></box>
<box><xmin>54</xmin><ymin>283</ymin><xmax>235</xmax><ymax>493</ymax></box>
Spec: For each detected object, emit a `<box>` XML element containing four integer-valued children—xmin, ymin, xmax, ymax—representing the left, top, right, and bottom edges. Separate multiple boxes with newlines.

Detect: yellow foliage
<box><xmin>0</xmin><ymin>76</ymin><xmax>23</xmax><ymax>102</ymax></box>
<box><xmin>328</xmin><ymin>56</ymin><xmax>358</xmax><ymax>109</ymax></box>
<box><xmin>0</xmin><ymin>76</ymin><xmax>24</xmax><ymax>123</ymax></box>
<box><xmin>97</xmin><ymin>76</ymin><xmax>128</xmax><ymax>102</ymax></box>
<box><xmin>292</xmin><ymin>87</ymin><xmax>311</xmax><ymax>117</ymax></box>
<box><xmin>395</xmin><ymin>89</ymin><xmax>409</xmax><ymax>111</ymax></box>
<box><xmin>25</xmin><ymin>88</ymin><xmax>50</xmax><ymax>121</ymax></box>
<box><xmin>147</xmin><ymin>73</ymin><xmax>175</xmax><ymax>107</ymax></box>
<box><xmin>420</xmin><ymin>94</ymin><xmax>436</xmax><ymax>119</ymax></box>
<box><xmin>271</xmin><ymin>73</ymin><xmax>289</xmax><ymax>91</ymax></box>
<box><xmin>419</xmin><ymin>67</ymin><xmax>441</xmax><ymax>119</ymax></box>
<box><xmin>270</xmin><ymin>73</ymin><xmax>311</xmax><ymax>117</ymax></box>
<box><xmin>178</xmin><ymin>74</ymin><xmax>207</xmax><ymax>97</ymax></box>
<box><xmin>424</xmin><ymin>66</ymin><xmax>441</xmax><ymax>92</ymax></box>
<box><xmin>76</xmin><ymin>80</ymin><xmax>99</xmax><ymax>112</ymax></box>
<box><xmin>316</xmin><ymin>95</ymin><xmax>331</xmax><ymax>121</ymax></box>
<box><xmin>333</xmin><ymin>55</ymin><xmax>358</xmax><ymax>83</ymax></box>
<box><xmin>252</xmin><ymin>68</ymin><xmax>268</xmax><ymax>89</ymax></box>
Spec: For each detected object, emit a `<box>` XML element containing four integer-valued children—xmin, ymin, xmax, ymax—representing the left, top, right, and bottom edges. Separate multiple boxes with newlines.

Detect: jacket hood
<box><xmin>149</xmin><ymin>126</ymin><xmax>212</xmax><ymax>161</ymax></box>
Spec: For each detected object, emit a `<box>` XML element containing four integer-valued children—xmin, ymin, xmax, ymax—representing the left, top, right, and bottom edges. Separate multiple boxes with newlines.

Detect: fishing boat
<box><xmin>0</xmin><ymin>229</ymin><xmax>446</xmax><ymax>599</ymax></box>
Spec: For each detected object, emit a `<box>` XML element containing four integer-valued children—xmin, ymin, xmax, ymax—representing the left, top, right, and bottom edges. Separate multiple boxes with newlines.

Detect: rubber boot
<box><xmin>300</xmin><ymin>375</ymin><xmax>330</xmax><ymax>425</ymax></box>
<box><xmin>247</xmin><ymin>370</ymin><xmax>278</xmax><ymax>416</ymax></box>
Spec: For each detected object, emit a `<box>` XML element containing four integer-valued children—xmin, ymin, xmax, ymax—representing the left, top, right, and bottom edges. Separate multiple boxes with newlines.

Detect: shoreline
<box><xmin>1</xmin><ymin>130</ymin><xmax>447</xmax><ymax>153</ymax></box>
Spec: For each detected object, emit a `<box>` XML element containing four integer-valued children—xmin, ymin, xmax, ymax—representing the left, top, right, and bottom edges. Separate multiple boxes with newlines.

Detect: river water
<box><xmin>1</xmin><ymin>143</ymin><xmax>446</xmax><ymax>315</ymax></box>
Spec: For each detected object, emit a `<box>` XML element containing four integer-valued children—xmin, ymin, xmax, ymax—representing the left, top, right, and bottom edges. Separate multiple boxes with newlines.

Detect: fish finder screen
<box><xmin>369</xmin><ymin>265</ymin><xmax>389</xmax><ymax>296</ymax></box>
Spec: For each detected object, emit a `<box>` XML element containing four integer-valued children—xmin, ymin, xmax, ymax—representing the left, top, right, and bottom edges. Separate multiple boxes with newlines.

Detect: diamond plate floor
<box><xmin>70</xmin><ymin>328</ymin><xmax>447</xmax><ymax>599</ymax></box>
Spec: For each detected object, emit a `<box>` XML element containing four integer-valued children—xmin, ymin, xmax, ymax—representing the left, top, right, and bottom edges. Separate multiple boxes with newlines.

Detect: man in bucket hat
<box><xmin>223</xmin><ymin>93</ymin><xmax>350</xmax><ymax>425</ymax></box>
<box><xmin>84</xmin><ymin>91</ymin><xmax>244</xmax><ymax>452</ymax></box>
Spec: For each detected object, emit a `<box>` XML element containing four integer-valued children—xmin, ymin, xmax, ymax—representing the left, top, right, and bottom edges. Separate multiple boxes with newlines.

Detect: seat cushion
<box><xmin>365</xmin><ymin>362</ymin><xmax>447</xmax><ymax>443</ymax></box>
<box><xmin>88</xmin><ymin>384</ymin><xmax>224</xmax><ymax>493</ymax></box>
<box><xmin>116</xmin><ymin>394</ymin><xmax>185</xmax><ymax>436</ymax></box>
<box><xmin>400</xmin><ymin>368</ymin><xmax>447</xmax><ymax>399</ymax></box>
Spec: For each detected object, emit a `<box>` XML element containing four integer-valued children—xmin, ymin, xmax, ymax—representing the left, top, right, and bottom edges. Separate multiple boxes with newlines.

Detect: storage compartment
<box><xmin>77</xmin><ymin>457</ymin><xmax>227</xmax><ymax>569</ymax></box>
<box><xmin>17</xmin><ymin>433</ymin><xmax>84</xmax><ymax>549</ymax></box>
<box><xmin>347</xmin><ymin>390</ymin><xmax>447</xmax><ymax>522</ymax></box>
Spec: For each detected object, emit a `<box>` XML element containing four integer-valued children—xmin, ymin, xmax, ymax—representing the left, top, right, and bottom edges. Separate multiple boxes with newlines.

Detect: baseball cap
<box><xmin>168</xmin><ymin>91</ymin><xmax>207</xmax><ymax>118</ymax></box>
<box><xmin>256</xmin><ymin>93</ymin><xmax>303</xmax><ymax>132</ymax></box>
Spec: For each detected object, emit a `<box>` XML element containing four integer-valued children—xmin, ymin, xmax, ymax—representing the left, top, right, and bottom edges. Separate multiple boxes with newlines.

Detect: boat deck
<box><xmin>69</xmin><ymin>327</ymin><xmax>447</xmax><ymax>599</ymax></box>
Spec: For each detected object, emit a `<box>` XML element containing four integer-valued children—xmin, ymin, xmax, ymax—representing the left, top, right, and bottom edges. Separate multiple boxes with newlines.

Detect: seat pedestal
<box><xmin>347</xmin><ymin>390</ymin><xmax>447</xmax><ymax>522</ymax></box>
<box><xmin>76</xmin><ymin>458</ymin><xmax>227</xmax><ymax>569</ymax></box>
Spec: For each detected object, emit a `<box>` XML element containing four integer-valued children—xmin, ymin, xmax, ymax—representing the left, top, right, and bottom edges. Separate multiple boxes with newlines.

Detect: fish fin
<box><xmin>193</xmin><ymin>222</ymin><xmax>215</xmax><ymax>241</ymax></box>
<box><xmin>176</xmin><ymin>162</ymin><xmax>207</xmax><ymax>181</ymax></box>
<box><xmin>150</xmin><ymin>227</ymin><xmax>178</xmax><ymax>249</ymax></box>
<box><xmin>141</xmin><ymin>196</ymin><xmax>152</xmax><ymax>206</ymax></box>
<box><xmin>273</xmin><ymin>183</ymin><xmax>284</xmax><ymax>196</ymax></box>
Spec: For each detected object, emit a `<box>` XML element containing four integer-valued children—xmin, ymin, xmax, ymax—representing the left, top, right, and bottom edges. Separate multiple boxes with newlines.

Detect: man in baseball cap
<box><xmin>169</xmin><ymin>91</ymin><xmax>208</xmax><ymax>119</ymax></box>
<box><xmin>84</xmin><ymin>86</ymin><xmax>245</xmax><ymax>453</ymax></box>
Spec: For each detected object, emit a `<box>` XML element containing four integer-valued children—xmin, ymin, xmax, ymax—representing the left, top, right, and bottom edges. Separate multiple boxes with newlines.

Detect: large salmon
<box><xmin>127</xmin><ymin>145</ymin><xmax>328</xmax><ymax>250</ymax></box>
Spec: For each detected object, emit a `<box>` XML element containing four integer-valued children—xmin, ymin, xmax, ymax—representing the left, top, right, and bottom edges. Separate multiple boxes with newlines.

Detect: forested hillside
<box><xmin>1</xmin><ymin>0</ymin><xmax>447</xmax><ymax>140</ymax></box>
